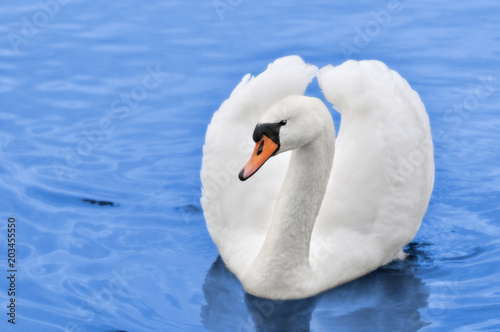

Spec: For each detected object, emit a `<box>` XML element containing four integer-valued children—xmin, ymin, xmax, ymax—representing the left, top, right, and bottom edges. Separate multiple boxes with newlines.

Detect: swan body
<box><xmin>201</xmin><ymin>56</ymin><xmax>434</xmax><ymax>299</ymax></box>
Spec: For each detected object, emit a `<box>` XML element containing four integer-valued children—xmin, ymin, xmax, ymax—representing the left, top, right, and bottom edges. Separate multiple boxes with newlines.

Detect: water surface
<box><xmin>1</xmin><ymin>0</ymin><xmax>499</xmax><ymax>331</ymax></box>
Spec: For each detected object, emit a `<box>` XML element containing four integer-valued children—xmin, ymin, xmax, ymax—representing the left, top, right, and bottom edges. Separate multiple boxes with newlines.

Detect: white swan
<box><xmin>201</xmin><ymin>56</ymin><xmax>434</xmax><ymax>300</ymax></box>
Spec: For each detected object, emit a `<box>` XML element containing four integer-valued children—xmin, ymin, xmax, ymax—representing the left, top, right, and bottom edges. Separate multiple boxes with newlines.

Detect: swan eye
<box><xmin>280</xmin><ymin>120</ymin><xmax>287</xmax><ymax>126</ymax></box>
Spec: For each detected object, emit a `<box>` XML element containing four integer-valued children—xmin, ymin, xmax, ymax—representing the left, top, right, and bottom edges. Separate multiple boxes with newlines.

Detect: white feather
<box><xmin>201</xmin><ymin>56</ymin><xmax>434</xmax><ymax>299</ymax></box>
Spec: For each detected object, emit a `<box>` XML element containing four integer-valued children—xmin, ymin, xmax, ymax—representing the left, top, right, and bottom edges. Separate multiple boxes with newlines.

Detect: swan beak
<box><xmin>239</xmin><ymin>135</ymin><xmax>279</xmax><ymax>181</ymax></box>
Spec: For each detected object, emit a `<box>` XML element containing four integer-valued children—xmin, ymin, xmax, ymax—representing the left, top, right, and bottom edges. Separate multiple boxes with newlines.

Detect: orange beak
<box><xmin>239</xmin><ymin>135</ymin><xmax>279</xmax><ymax>181</ymax></box>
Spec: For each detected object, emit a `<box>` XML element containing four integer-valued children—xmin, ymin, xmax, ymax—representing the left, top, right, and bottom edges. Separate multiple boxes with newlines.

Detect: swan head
<box><xmin>239</xmin><ymin>95</ymin><xmax>329</xmax><ymax>181</ymax></box>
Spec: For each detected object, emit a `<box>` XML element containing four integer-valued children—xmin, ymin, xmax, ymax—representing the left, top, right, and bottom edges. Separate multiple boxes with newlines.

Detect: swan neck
<box><xmin>252</xmin><ymin>124</ymin><xmax>335</xmax><ymax>279</ymax></box>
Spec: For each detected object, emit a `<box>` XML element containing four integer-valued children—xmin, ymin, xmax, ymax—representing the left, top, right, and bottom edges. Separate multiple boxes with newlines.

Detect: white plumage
<box><xmin>201</xmin><ymin>56</ymin><xmax>434</xmax><ymax>299</ymax></box>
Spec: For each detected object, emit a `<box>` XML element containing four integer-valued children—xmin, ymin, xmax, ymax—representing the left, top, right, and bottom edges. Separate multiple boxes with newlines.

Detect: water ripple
<box><xmin>1</xmin><ymin>0</ymin><xmax>499</xmax><ymax>330</ymax></box>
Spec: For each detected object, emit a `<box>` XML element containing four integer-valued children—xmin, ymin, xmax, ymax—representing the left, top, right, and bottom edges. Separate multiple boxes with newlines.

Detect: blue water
<box><xmin>1</xmin><ymin>0</ymin><xmax>499</xmax><ymax>331</ymax></box>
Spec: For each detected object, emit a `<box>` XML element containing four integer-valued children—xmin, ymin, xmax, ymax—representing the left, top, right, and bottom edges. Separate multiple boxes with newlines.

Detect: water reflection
<box><xmin>202</xmin><ymin>243</ymin><xmax>430</xmax><ymax>331</ymax></box>
<box><xmin>245</xmin><ymin>294</ymin><xmax>318</xmax><ymax>332</ymax></box>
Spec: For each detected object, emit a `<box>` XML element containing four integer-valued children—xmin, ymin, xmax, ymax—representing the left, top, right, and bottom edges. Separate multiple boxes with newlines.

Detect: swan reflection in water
<box><xmin>201</xmin><ymin>242</ymin><xmax>431</xmax><ymax>332</ymax></box>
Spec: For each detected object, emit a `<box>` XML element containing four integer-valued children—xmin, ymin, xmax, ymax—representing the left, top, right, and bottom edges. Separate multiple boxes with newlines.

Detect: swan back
<box><xmin>201</xmin><ymin>56</ymin><xmax>318</xmax><ymax>278</ymax></box>
<box><xmin>309</xmin><ymin>61</ymin><xmax>434</xmax><ymax>284</ymax></box>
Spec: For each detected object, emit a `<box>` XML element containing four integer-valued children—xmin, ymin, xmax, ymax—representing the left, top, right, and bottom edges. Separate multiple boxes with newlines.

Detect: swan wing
<box><xmin>201</xmin><ymin>56</ymin><xmax>318</xmax><ymax>278</ymax></box>
<box><xmin>310</xmin><ymin>60</ymin><xmax>434</xmax><ymax>286</ymax></box>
